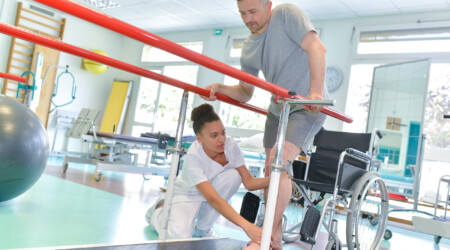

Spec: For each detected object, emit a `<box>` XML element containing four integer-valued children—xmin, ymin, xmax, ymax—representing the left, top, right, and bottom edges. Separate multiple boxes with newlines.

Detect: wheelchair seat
<box><xmin>292</xmin><ymin>128</ymin><xmax>372</xmax><ymax>196</ymax></box>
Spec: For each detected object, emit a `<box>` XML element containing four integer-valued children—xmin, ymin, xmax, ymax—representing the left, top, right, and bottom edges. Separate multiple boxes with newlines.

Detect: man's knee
<box><xmin>283</xmin><ymin>141</ymin><xmax>302</xmax><ymax>162</ymax></box>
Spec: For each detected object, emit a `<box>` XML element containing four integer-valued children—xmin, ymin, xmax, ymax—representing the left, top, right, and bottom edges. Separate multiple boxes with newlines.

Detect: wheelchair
<box><xmin>281</xmin><ymin>128</ymin><xmax>389</xmax><ymax>250</ymax></box>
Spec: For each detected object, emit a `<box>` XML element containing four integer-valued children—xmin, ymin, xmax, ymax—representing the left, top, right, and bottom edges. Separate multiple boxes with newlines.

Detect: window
<box><xmin>131</xmin><ymin>41</ymin><xmax>203</xmax><ymax>136</ymax></box>
<box><xmin>358</xmin><ymin>27</ymin><xmax>450</xmax><ymax>54</ymax></box>
<box><xmin>141</xmin><ymin>41</ymin><xmax>203</xmax><ymax>62</ymax></box>
<box><xmin>424</xmin><ymin>64</ymin><xmax>450</xmax><ymax>150</ymax></box>
<box><xmin>343</xmin><ymin>64</ymin><xmax>378</xmax><ymax>133</ymax></box>
<box><xmin>347</xmin><ymin>25</ymin><xmax>450</xmax><ymax>165</ymax></box>
<box><xmin>219</xmin><ymin>65</ymin><xmax>270</xmax><ymax>131</ymax></box>
<box><xmin>132</xmin><ymin>65</ymin><xmax>198</xmax><ymax>136</ymax></box>
<box><xmin>229</xmin><ymin>38</ymin><xmax>245</xmax><ymax>58</ymax></box>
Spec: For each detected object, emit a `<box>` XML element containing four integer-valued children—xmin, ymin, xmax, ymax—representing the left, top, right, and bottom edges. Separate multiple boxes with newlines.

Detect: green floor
<box><xmin>0</xmin><ymin>158</ymin><xmax>449</xmax><ymax>249</ymax></box>
<box><xmin>0</xmin><ymin>173</ymin><xmax>156</xmax><ymax>249</ymax></box>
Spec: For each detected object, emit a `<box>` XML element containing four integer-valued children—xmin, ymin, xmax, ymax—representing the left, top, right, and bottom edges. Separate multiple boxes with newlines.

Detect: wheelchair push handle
<box><xmin>375</xmin><ymin>130</ymin><xmax>383</xmax><ymax>139</ymax></box>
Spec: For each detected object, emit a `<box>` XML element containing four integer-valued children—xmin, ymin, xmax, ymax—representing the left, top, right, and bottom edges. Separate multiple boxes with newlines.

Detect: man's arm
<box><xmin>202</xmin><ymin>81</ymin><xmax>255</xmax><ymax>102</ymax></box>
<box><xmin>300</xmin><ymin>31</ymin><xmax>327</xmax><ymax>112</ymax></box>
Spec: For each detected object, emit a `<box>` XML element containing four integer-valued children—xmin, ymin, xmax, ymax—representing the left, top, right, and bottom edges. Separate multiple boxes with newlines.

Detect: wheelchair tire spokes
<box><xmin>346</xmin><ymin>172</ymin><xmax>389</xmax><ymax>250</ymax></box>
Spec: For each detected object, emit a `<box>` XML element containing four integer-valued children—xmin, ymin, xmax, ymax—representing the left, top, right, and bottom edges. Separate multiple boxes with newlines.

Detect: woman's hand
<box><xmin>242</xmin><ymin>223</ymin><xmax>264</xmax><ymax>245</ymax></box>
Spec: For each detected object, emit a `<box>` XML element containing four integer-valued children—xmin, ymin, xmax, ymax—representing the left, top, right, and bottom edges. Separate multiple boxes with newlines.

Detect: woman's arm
<box><xmin>236</xmin><ymin>165</ymin><xmax>270</xmax><ymax>191</ymax></box>
<box><xmin>196</xmin><ymin>181</ymin><xmax>263</xmax><ymax>244</ymax></box>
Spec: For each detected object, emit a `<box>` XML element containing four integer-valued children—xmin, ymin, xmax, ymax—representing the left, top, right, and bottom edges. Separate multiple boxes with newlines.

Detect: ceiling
<box><xmin>73</xmin><ymin>0</ymin><xmax>450</xmax><ymax>33</ymax></box>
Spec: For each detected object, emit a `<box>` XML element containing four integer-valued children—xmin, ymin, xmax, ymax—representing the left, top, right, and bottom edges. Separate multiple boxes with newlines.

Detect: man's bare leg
<box><xmin>244</xmin><ymin>141</ymin><xmax>301</xmax><ymax>250</ymax></box>
<box><xmin>267</xmin><ymin>141</ymin><xmax>301</xmax><ymax>249</ymax></box>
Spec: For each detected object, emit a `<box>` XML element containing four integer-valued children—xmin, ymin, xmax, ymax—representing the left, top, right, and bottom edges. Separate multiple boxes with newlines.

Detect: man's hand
<box><xmin>304</xmin><ymin>92</ymin><xmax>324</xmax><ymax>113</ymax></box>
<box><xmin>201</xmin><ymin>83</ymin><xmax>223</xmax><ymax>101</ymax></box>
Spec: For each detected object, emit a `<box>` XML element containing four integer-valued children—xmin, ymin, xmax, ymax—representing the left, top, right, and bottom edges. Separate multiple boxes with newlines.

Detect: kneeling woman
<box><xmin>146</xmin><ymin>103</ymin><xmax>269</xmax><ymax>245</ymax></box>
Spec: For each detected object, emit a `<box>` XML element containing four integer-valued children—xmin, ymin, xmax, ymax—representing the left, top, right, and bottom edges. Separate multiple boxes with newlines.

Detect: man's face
<box><xmin>238</xmin><ymin>0</ymin><xmax>272</xmax><ymax>35</ymax></box>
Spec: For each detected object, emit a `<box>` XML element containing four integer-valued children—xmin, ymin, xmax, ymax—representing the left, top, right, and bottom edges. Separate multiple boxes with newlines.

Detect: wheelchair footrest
<box><xmin>299</xmin><ymin>206</ymin><xmax>321</xmax><ymax>245</ymax></box>
<box><xmin>239</xmin><ymin>192</ymin><xmax>260</xmax><ymax>224</ymax></box>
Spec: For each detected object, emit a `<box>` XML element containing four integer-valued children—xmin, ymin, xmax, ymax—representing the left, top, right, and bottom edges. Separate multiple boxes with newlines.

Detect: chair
<box><xmin>283</xmin><ymin>128</ymin><xmax>389</xmax><ymax>250</ymax></box>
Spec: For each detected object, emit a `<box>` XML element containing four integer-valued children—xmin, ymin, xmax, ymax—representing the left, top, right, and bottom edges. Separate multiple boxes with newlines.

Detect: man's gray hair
<box><xmin>237</xmin><ymin>0</ymin><xmax>270</xmax><ymax>4</ymax></box>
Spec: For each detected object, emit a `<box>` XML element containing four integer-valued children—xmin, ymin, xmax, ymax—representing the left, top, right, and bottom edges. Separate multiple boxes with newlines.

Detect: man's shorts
<box><xmin>263</xmin><ymin>110</ymin><xmax>326</xmax><ymax>154</ymax></box>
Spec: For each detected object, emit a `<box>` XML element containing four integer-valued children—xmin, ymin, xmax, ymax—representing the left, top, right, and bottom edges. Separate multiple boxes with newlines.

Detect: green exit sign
<box><xmin>214</xmin><ymin>29</ymin><xmax>223</xmax><ymax>36</ymax></box>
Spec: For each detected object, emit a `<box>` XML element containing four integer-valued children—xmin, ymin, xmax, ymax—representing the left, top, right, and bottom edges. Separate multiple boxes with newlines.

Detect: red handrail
<box><xmin>0</xmin><ymin>23</ymin><xmax>267</xmax><ymax>115</ymax></box>
<box><xmin>34</xmin><ymin>0</ymin><xmax>353</xmax><ymax>123</ymax></box>
<box><xmin>0</xmin><ymin>72</ymin><xmax>27</xmax><ymax>83</ymax></box>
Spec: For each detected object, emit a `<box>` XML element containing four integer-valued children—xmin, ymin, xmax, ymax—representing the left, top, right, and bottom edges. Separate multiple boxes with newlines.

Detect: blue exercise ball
<box><xmin>0</xmin><ymin>95</ymin><xmax>49</xmax><ymax>202</ymax></box>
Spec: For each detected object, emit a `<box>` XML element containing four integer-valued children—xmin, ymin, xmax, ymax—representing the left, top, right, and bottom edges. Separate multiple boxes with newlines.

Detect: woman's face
<box><xmin>197</xmin><ymin>120</ymin><xmax>226</xmax><ymax>155</ymax></box>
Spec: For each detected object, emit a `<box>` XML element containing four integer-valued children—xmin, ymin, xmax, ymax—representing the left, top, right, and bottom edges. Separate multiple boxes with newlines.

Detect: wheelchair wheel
<box><xmin>346</xmin><ymin>172</ymin><xmax>389</xmax><ymax>250</ymax></box>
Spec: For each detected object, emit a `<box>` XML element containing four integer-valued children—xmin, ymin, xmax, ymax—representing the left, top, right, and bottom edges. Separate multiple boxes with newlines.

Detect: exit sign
<box><xmin>214</xmin><ymin>29</ymin><xmax>223</xmax><ymax>36</ymax></box>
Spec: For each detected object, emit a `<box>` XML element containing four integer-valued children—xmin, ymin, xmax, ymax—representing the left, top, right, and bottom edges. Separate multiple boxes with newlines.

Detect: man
<box><xmin>203</xmin><ymin>0</ymin><xmax>328</xmax><ymax>248</ymax></box>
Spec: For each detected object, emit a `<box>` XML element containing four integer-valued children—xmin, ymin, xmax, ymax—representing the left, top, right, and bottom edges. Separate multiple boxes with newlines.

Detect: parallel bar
<box><xmin>34</xmin><ymin>0</ymin><xmax>353</xmax><ymax>124</ymax></box>
<box><xmin>0</xmin><ymin>72</ymin><xmax>27</xmax><ymax>82</ymax></box>
<box><xmin>0</xmin><ymin>23</ymin><xmax>267</xmax><ymax>115</ymax></box>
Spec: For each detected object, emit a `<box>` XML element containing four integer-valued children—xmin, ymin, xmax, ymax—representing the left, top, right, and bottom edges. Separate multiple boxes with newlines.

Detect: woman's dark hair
<box><xmin>191</xmin><ymin>103</ymin><xmax>220</xmax><ymax>135</ymax></box>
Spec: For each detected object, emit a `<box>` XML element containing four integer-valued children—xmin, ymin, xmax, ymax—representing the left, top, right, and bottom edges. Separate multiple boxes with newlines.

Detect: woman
<box><xmin>146</xmin><ymin>103</ymin><xmax>270</xmax><ymax>246</ymax></box>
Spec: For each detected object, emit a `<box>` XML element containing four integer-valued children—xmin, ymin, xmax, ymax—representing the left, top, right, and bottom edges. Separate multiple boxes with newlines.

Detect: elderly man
<box><xmin>204</xmin><ymin>0</ymin><xmax>328</xmax><ymax>248</ymax></box>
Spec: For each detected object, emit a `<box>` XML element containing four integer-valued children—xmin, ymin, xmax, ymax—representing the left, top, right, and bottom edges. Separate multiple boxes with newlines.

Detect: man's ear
<box><xmin>267</xmin><ymin>1</ymin><xmax>272</xmax><ymax>11</ymax></box>
<box><xmin>197</xmin><ymin>134</ymin><xmax>203</xmax><ymax>144</ymax></box>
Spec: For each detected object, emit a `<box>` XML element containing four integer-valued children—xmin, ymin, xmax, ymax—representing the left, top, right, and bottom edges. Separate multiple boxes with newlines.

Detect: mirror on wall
<box><xmin>367</xmin><ymin>59</ymin><xmax>430</xmax><ymax>202</ymax></box>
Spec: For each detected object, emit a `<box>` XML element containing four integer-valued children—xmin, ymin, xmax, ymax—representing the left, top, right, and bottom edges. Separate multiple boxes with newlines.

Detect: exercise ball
<box><xmin>82</xmin><ymin>49</ymin><xmax>109</xmax><ymax>74</ymax></box>
<box><xmin>0</xmin><ymin>95</ymin><xmax>49</xmax><ymax>202</ymax></box>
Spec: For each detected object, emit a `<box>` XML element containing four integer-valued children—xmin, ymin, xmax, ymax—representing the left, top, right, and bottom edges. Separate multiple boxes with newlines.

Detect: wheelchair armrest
<box><xmin>345</xmin><ymin>148</ymin><xmax>372</xmax><ymax>162</ymax></box>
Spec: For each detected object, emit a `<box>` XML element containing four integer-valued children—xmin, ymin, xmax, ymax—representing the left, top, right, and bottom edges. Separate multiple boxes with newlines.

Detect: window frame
<box><xmin>351</xmin><ymin>21</ymin><xmax>450</xmax><ymax>61</ymax></box>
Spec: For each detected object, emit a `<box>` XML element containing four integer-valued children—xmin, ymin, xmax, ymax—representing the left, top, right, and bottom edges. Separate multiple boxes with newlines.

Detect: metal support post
<box><xmin>159</xmin><ymin>91</ymin><xmax>188</xmax><ymax>240</ymax></box>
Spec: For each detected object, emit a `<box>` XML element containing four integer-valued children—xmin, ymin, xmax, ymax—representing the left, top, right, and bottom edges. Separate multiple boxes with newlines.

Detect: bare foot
<box><xmin>242</xmin><ymin>241</ymin><xmax>260</xmax><ymax>250</ymax></box>
<box><xmin>272</xmin><ymin>241</ymin><xmax>283</xmax><ymax>250</ymax></box>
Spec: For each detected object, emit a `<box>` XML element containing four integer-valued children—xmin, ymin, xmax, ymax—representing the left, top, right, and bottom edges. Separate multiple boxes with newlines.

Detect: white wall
<box><xmin>0</xmin><ymin>0</ymin><xmax>126</xmax><ymax>151</ymax></box>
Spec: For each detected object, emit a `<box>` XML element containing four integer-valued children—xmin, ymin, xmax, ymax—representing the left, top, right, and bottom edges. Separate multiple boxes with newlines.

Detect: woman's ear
<box><xmin>197</xmin><ymin>134</ymin><xmax>203</xmax><ymax>144</ymax></box>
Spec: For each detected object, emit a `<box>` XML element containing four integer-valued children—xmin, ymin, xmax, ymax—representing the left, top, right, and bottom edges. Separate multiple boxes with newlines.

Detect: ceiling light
<box><xmin>82</xmin><ymin>0</ymin><xmax>120</xmax><ymax>9</ymax></box>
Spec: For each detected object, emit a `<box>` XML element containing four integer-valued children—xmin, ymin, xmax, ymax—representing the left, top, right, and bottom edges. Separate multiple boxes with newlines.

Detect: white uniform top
<box><xmin>173</xmin><ymin>136</ymin><xmax>246</xmax><ymax>203</ymax></box>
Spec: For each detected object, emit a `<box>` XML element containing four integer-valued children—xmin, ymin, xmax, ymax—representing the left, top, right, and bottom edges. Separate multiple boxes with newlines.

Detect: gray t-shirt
<box><xmin>240</xmin><ymin>4</ymin><xmax>328</xmax><ymax>116</ymax></box>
